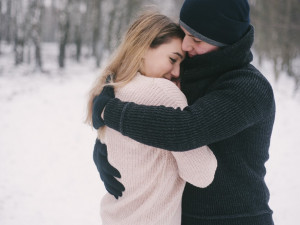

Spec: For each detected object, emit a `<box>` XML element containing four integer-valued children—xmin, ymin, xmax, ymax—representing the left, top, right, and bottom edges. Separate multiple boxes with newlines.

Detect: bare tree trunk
<box><xmin>34</xmin><ymin>35</ymin><xmax>43</xmax><ymax>69</ymax></box>
<box><xmin>13</xmin><ymin>0</ymin><xmax>25</xmax><ymax>65</ymax></box>
<box><xmin>5</xmin><ymin>0</ymin><xmax>12</xmax><ymax>44</ymax></box>
<box><xmin>29</xmin><ymin>0</ymin><xmax>44</xmax><ymax>70</ymax></box>
<box><xmin>75</xmin><ymin>25</ymin><xmax>82</xmax><ymax>62</ymax></box>
<box><xmin>0</xmin><ymin>0</ymin><xmax>2</xmax><ymax>55</ymax></box>
<box><xmin>73</xmin><ymin>0</ymin><xmax>84</xmax><ymax>62</ymax></box>
<box><xmin>58</xmin><ymin>20</ymin><xmax>70</xmax><ymax>68</ymax></box>
<box><xmin>58</xmin><ymin>0</ymin><xmax>70</xmax><ymax>68</ymax></box>
<box><xmin>281</xmin><ymin>0</ymin><xmax>293</xmax><ymax>78</ymax></box>
<box><xmin>92</xmin><ymin>0</ymin><xmax>102</xmax><ymax>67</ymax></box>
<box><xmin>273</xmin><ymin>57</ymin><xmax>280</xmax><ymax>81</ymax></box>
<box><xmin>26</xmin><ymin>42</ymin><xmax>32</xmax><ymax>64</ymax></box>
<box><xmin>14</xmin><ymin>28</ymin><xmax>25</xmax><ymax>65</ymax></box>
<box><xmin>105</xmin><ymin>0</ymin><xmax>118</xmax><ymax>52</ymax></box>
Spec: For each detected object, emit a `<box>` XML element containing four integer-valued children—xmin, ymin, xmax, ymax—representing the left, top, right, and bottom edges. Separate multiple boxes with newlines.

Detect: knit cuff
<box><xmin>104</xmin><ymin>98</ymin><xmax>129</xmax><ymax>133</ymax></box>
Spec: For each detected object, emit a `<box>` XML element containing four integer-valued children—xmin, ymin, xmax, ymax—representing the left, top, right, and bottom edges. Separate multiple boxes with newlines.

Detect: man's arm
<box><xmin>103</xmin><ymin>72</ymin><xmax>275</xmax><ymax>151</ymax></box>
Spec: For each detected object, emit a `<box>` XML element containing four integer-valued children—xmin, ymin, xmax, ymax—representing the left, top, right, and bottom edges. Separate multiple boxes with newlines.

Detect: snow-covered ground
<box><xmin>0</xmin><ymin>44</ymin><xmax>299</xmax><ymax>225</ymax></box>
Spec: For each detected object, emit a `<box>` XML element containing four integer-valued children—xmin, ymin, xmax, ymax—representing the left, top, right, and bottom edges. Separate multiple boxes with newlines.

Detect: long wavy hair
<box><xmin>85</xmin><ymin>10</ymin><xmax>184</xmax><ymax>127</ymax></box>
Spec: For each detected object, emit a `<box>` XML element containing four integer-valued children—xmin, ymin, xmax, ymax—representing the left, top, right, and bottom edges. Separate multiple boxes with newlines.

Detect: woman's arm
<box><xmin>103</xmin><ymin>71</ymin><xmax>275</xmax><ymax>151</ymax></box>
<box><xmin>172</xmin><ymin>146</ymin><xmax>217</xmax><ymax>187</ymax></box>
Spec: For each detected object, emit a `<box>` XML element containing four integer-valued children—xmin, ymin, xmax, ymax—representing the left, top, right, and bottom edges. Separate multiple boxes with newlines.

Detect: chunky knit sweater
<box><xmin>100</xmin><ymin>73</ymin><xmax>217</xmax><ymax>225</ymax></box>
<box><xmin>103</xmin><ymin>26</ymin><xmax>276</xmax><ymax>225</ymax></box>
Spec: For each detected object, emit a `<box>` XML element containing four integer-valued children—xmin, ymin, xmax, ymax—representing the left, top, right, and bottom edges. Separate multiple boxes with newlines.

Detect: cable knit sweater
<box><xmin>99</xmin><ymin>73</ymin><xmax>217</xmax><ymax>225</ymax></box>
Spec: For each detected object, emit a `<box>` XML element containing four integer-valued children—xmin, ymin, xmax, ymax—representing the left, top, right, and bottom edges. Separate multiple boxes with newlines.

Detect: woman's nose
<box><xmin>171</xmin><ymin>64</ymin><xmax>180</xmax><ymax>78</ymax></box>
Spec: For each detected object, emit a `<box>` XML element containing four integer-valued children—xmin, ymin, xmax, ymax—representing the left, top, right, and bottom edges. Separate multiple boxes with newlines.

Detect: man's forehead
<box><xmin>180</xmin><ymin>25</ymin><xmax>200</xmax><ymax>40</ymax></box>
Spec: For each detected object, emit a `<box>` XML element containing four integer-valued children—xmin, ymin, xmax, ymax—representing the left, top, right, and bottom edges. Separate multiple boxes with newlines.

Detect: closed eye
<box><xmin>193</xmin><ymin>38</ymin><xmax>201</xmax><ymax>43</ymax></box>
<box><xmin>188</xmin><ymin>34</ymin><xmax>202</xmax><ymax>43</ymax></box>
<box><xmin>170</xmin><ymin>57</ymin><xmax>176</xmax><ymax>64</ymax></box>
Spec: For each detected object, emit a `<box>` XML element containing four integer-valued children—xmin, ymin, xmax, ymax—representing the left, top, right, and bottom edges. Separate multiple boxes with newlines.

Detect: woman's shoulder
<box><xmin>116</xmin><ymin>73</ymin><xmax>188</xmax><ymax>109</ymax></box>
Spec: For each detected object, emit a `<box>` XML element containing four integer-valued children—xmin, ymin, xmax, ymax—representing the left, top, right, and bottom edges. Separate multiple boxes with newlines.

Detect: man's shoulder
<box><xmin>206</xmin><ymin>64</ymin><xmax>275</xmax><ymax>110</ymax></box>
<box><xmin>217</xmin><ymin>64</ymin><xmax>273</xmax><ymax>91</ymax></box>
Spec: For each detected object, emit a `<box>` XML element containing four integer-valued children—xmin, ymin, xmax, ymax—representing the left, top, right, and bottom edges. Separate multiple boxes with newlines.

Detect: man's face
<box><xmin>180</xmin><ymin>26</ymin><xmax>219</xmax><ymax>57</ymax></box>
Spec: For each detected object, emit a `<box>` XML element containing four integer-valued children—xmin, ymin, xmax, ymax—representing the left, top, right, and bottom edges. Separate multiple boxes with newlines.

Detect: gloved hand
<box><xmin>92</xmin><ymin>85</ymin><xmax>115</xmax><ymax>129</ymax></box>
<box><xmin>93</xmin><ymin>139</ymin><xmax>125</xmax><ymax>199</ymax></box>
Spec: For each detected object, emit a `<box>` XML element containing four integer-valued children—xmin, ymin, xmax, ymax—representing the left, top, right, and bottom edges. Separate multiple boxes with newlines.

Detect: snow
<box><xmin>0</xmin><ymin>44</ymin><xmax>104</xmax><ymax>225</ymax></box>
<box><xmin>0</xmin><ymin>44</ymin><xmax>299</xmax><ymax>225</ymax></box>
<box><xmin>255</xmin><ymin>58</ymin><xmax>300</xmax><ymax>224</ymax></box>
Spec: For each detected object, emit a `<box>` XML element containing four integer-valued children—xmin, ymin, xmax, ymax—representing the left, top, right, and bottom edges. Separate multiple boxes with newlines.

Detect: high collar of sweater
<box><xmin>181</xmin><ymin>25</ymin><xmax>254</xmax><ymax>80</ymax></box>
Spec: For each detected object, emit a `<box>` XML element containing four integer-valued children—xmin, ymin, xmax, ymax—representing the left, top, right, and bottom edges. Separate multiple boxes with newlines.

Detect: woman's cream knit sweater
<box><xmin>100</xmin><ymin>73</ymin><xmax>217</xmax><ymax>225</ymax></box>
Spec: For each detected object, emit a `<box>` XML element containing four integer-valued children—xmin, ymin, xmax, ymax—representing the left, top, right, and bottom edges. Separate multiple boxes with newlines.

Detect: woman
<box><xmin>86</xmin><ymin>11</ymin><xmax>217</xmax><ymax>225</ymax></box>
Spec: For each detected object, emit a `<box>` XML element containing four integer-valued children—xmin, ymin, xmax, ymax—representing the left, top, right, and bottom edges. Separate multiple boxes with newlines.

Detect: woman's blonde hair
<box><xmin>85</xmin><ymin>10</ymin><xmax>184</xmax><ymax>126</ymax></box>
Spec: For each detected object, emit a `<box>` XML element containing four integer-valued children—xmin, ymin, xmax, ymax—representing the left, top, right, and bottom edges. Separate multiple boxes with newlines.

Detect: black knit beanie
<box><xmin>179</xmin><ymin>0</ymin><xmax>250</xmax><ymax>47</ymax></box>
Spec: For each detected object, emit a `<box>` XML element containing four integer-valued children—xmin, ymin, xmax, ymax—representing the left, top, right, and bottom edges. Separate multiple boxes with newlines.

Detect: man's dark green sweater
<box><xmin>103</xmin><ymin>25</ymin><xmax>276</xmax><ymax>225</ymax></box>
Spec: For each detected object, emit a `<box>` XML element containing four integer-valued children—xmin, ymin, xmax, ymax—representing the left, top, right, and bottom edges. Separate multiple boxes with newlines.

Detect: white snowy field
<box><xmin>0</xmin><ymin>44</ymin><xmax>299</xmax><ymax>225</ymax></box>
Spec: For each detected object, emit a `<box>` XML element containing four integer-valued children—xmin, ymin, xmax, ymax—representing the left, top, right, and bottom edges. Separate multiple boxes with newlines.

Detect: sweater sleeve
<box><xmin>104</xmin><ymin>70</ymin><xmax>275</xmax><ymax>151</ymax></box>
<box><xmin>172</xmin><ymin>146</ymin><xmax>217</xmax><ymax>188</ymax></box>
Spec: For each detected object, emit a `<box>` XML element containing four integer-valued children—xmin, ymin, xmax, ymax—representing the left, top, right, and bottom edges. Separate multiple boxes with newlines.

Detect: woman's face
<box><xmin>142</xmin><ymin>38</ymin><xmax>185</xmax><ymax>81</ymax></box>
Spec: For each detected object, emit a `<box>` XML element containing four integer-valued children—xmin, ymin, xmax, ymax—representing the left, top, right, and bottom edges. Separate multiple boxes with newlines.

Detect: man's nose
<box><xmin>182</xmin><ymin>36</ymin><xmax>192</xmax><ymax>51</ymax></box>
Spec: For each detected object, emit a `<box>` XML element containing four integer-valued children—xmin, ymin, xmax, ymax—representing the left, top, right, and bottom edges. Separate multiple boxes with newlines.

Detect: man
<box><xmin>92</xmin><ymin>0</ymin><xmax>275</xmax><ymax>224</ymax></box>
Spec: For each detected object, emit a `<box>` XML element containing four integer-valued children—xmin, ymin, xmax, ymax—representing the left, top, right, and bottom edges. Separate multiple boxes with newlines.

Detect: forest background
<box><xmin>0</xmin><ymin>0</ymin><xmax>299</xmax><ymax>87</ymax></box>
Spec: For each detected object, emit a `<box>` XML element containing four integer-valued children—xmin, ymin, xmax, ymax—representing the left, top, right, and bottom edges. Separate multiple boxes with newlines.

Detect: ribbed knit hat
<box><xmin>179</xmin><ymin>0</ymin><xmax>250</xmax><ymax>47</ymax></box>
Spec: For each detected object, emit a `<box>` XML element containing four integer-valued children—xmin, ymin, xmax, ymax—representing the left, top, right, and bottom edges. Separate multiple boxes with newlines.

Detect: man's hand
<box><xmin>92</xmin><ymin>85</ymin><xmax>115</xmax><ymax>129</ymax></box>
<box><xmin>93</xmin><ymin>139</ymin><xmax>125</xmax><ymax>199</ymax></box>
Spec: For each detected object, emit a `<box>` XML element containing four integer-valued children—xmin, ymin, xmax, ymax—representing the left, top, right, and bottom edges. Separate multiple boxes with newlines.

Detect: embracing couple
<box><xmin>86</xmin><ymin>0</ymin><xmax>275</xmax><ymax>225</ymax></box>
